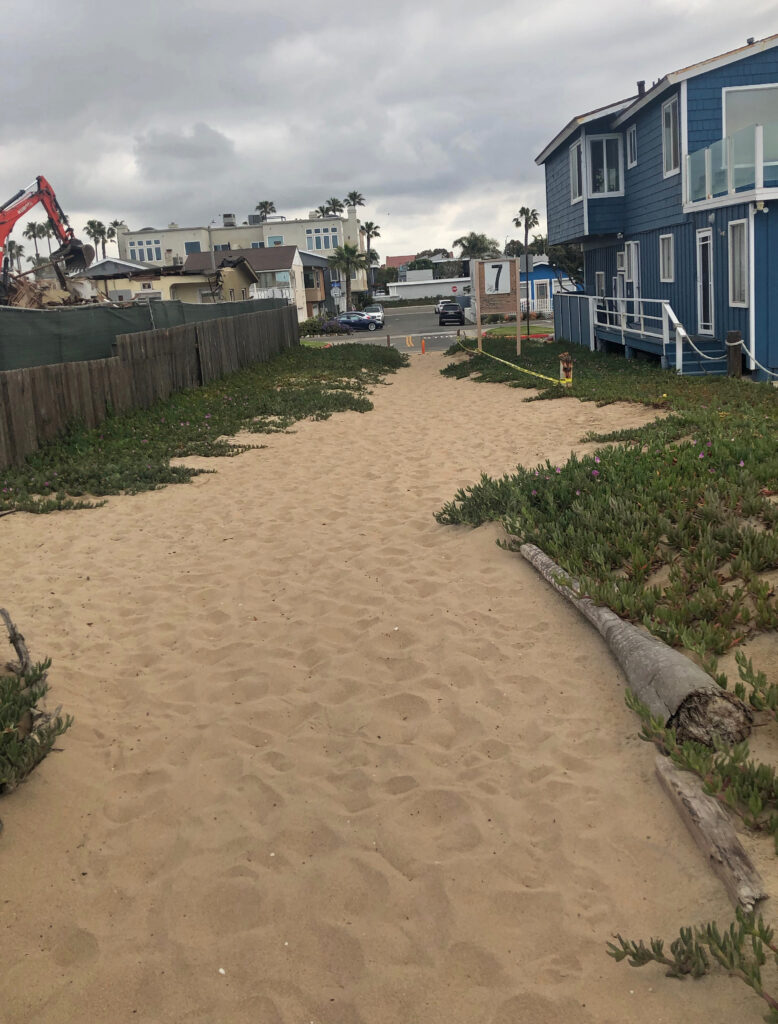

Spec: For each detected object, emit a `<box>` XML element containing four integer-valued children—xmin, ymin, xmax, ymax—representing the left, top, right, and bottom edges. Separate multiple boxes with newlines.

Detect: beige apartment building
<box><xmin>117</xmin><ymin>205</ymin><xmax>368</xmax><ymax>296</ymax></box>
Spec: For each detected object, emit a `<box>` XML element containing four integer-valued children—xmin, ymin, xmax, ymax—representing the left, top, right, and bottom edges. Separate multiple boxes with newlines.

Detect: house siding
<box><xmin>686</xmin><ymin>46</ymin><xmax>778</xmax><ymax>153</ymax></box>
<box><xmin>754</xmin><ymin>206</ymin><xmax>778</xmax><ymax>374</ymax></box>
<box><xmin>545</xmin><ymin>136</ymin><xmax>585</xmax><ymax>245</ymax></box>
<box><xmin>620</xmin><ymin>88</ymin><xmax>685</xmax><ymax>234</ymax></box>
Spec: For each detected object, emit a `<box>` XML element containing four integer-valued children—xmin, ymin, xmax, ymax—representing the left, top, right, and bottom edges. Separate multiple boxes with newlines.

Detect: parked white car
<box><xmin>363</xmin><ymin>303</ymin><xmax>384</xmax><ymax>324</ymax></box>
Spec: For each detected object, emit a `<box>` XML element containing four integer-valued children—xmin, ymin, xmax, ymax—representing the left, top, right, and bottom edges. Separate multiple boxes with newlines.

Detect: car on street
<box><xmin>363</xmin><ymin>303</ymin><xmax>384</xmax><ymax>325</ymax></box>
<box><xmin>438</xmin><ymin>301</ymin><xmax>465</xmax><ymax>326</ymax></box>
<box><xmin>434</xmin><ymin>297</ymin><xmax>456</xmax><ymax>314</ymax></box>
<box><xmin>336</xmin><ymin>311</ymin><xmax>379</xmax><ymax>332</ymax></box>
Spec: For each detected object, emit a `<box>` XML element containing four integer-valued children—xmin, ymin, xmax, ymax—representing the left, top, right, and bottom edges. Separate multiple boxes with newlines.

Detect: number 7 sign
<box><xmin>484</xmin><ymin>261</ymin><xmax>510</xmax><ymax>294</ymax></box>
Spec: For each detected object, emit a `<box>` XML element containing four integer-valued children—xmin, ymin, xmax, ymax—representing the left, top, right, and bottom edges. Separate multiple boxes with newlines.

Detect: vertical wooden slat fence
<box><xmin>0</xmin><ymin>304</ymin><xmax>298</xmax><ymax>469</ymax></box>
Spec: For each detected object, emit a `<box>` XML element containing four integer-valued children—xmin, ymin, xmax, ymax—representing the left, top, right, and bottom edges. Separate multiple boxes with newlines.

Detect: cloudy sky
<box><xmin>2</xmin><ymin>1</ymin><xmax>775</xmax><ymax>262</ymax></box>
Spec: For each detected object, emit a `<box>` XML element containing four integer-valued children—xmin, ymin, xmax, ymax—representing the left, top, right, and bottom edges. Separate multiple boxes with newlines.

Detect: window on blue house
<box><xmin>662</xmin><ymin>96</ymin><xmax>680</xmax><ymax>177</ymax></box>
<box><xmin>569</xmin><ymin>140</ymin><xmax>583</xmax><ymax>203</ymax></box>
<box><xmin>627</xmin><ymin>125</ymin><xmax>637</xmax><ymax>168</ymax></box>
<box><xmin>595</xmin><ymin>272</ymin><xmax>605</xmax><ymax>297</ymax></box>
<box><xmin>659</xmin><ymin>235</ymin><xmax>674</xmax><ymax>282</ymax></box>
<box><xmin>588</xmin><ymin>136</ymin><xmax>622</xmax><ymax>195</ymax></box>
<box><xmin>728</xmin><ymin>220</ymin><xmax>748</xmax><ymax>307</ymax></box>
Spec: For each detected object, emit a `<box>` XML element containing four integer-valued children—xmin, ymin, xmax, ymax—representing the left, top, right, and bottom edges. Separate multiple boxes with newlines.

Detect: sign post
<box><xmin>474</xmin><ymin>257</ymin><xmax>521</xmax><ymax>354</ymax></box>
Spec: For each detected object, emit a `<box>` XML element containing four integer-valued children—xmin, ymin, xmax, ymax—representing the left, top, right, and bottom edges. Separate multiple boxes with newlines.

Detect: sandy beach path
<box><xmin>0</xmin><ymin>351</ymin><xmax>746</xmax><ymax>1023</ymax></box>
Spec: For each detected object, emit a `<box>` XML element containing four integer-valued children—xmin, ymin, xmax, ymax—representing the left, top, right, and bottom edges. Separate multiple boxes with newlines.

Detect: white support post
<box><xmin>662</xmin><ymin>303</ymin><xmax>670</xmax><ymax>356</ymax></box>
<box><xmin>755</xmin><ymin>125</ymin><xmax>764</xmax><ymax>190</ymax></box>
<box><xmin>727</xmin><ymin>135</ymin><xmax>735</xmax><ymax>194</ymax></box>
<box><xmin>704</xmin><ymin>147</ymin><xmax>712</xmax><ymax>199</ymax></box>
<box><xmin>675</xmin><ymin>326</ymin><xmax>684</xmax><ymax>375</ymax></box>
<box><xmin>589</xmin><ymin>296</ymin><xmax>596</xmax><ymax>351</ymax></box>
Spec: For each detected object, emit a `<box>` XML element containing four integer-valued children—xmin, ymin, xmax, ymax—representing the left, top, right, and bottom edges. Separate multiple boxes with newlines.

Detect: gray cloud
<box><xmin>1</xmin><ymin>0</ymin><xmax>775</xmax><ymax>256</ymax></box>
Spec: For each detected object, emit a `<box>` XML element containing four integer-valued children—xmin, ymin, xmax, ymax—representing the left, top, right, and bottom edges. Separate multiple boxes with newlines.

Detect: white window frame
<box><xmin>627</xmin><ymin>125</ymin><xmax>638</xmax><ymax>168</ymax></box>
<box><xmin>659</xmin><ymin>234</ymin><xmax>675</xmax><ymax>283</ymax></box>
<box><xmin>662</xmin><ymin>96</ymin><xmax>680</xmax><ymax>178</ymax></box>
<box><xmin>616</xmin><ymin>250</ymin><xmax>626</xmax><ymax>272</ymax></box>
<box><xmin>625</xmin><ymin>240</ymin><xmax>640</xmax><ymax>284</ymax></box>
<box><xmin>569</xmin><ymin>139</ymin><xmax>583</xmax><ymax>204</ymax></box>
<box><xmin>587</xmin><ymin>134</ymin><xmax>624</xmax><ymax>197</ymax></box>
<box><xmin>728</xmin><ymin>219</ymin><xmax>749</xmax><ymax>308</ymax></box>
<box><xmin>595</xmin><ymin>271</ymin><xmax>605</xmax><ymax>297</ymax></box>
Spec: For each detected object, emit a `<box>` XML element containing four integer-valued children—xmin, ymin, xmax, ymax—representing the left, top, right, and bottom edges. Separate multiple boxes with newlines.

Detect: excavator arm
<box><xmin>0</xmin><ymin>175</ymin><xmax>93</xmax><ymax>274</ymax></box>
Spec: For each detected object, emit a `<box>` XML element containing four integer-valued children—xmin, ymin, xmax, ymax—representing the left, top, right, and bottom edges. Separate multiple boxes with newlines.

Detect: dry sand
<box><xmin>0</xmin><ymin>352</ymin><xmax>752</xmax><ymax>1023</ymax></box>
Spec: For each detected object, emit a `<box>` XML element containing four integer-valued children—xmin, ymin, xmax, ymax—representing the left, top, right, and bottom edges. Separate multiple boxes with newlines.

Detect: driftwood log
<box><xmin>655</xmin><ymin>755</ymin><xmax>766</xmax><ymax>911</ymax></box>
<box><xmin>519</xmin><ymin>543</ymin><xmax>752</xmax><ymax>747</ymax></box>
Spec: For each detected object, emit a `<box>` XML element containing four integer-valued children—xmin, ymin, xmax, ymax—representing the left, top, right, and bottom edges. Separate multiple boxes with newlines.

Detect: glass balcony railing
<box><xmin>686</xmin><ymin>121</ymin><xmax>778</xmax><ymax>203</ymax></box>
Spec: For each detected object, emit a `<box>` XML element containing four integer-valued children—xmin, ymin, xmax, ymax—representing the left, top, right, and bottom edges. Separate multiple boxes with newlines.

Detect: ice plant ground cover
<box><xmin>0</xmin><ymin>343</ymin><xmax>407</xmax><ymax>514</ymax></box>
<box><xmin>438</xmin><ymin>336</ymin><xmax>778</xmax><ymax>1018</ymax></box>
<box><xmin>438</xmin><ymin>337</ymin><xmax>778</xmax><ymax>669</ymax></box>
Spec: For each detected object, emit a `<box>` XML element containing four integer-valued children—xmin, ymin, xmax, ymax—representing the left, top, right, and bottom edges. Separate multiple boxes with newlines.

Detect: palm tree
<box><xmin>326</xmin><ymin>197</ymin><xmax>345</xmax><ymax>216</ymax></box>
<box><xmin>327</xmin><ymin>243</ymin><xmax>368</xmax><ymax>310</ymax></box>
<box><xmin>85</xmin><ymin>219</ymin><xmax>107</xmax><ymax>261</ymax></box>
<box><xmin>362</xmin><ymin>221</ymin><xmax>380</xmax><ymax>296</ymax></box>
<box><xmin>452</xmin><ymin>232</ymin><xmax>501</xmax><ymax>259</ymax></box>
<box><xmin>513</xmin><ymin>207</ymin><xmax>540</xmax><ymax>345</ymax></box>
<box><xmin>255</xmin><ymin>200</ymin><xmax>276</xmax><ymax>222</ymax></box>
<box><xmin>23</xmin><ymin>221</ymin><xmax>43</xmax><ymax>258</ymax></box>
<box><xmin>108</xmin><ymin>219</ymin><xmax>126</xmax><ymax>255</ymax></box>
<box><xmin>42</xmin><ymin>222</ymin><xmax>54</xmax><ymax>255</ymax></box>
<box><xmin>344</xmin><ymin>190</ymin><xmax>365</xmax><ymax>208</ymax></box>
<box><xmin>6</xmin><ymin>241</ymin><xmax>24</xmax><ymax>273</ymax></box>
<box><xmin>315</xmin><ymin>204</ymin><xmax>330</xmax><ymax>219</ymax></box>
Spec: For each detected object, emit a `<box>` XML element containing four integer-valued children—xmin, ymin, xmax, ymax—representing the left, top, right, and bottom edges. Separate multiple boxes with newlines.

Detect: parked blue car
<box><xmin>336</xmin><ymin>312</ymin><xmax>379</xmax><ymax>332</ymax></box>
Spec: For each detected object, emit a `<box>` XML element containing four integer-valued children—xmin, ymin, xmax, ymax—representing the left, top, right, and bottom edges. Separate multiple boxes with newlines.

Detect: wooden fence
<box><xmin>0</xmin><ymin>304</ymin><xmax>298</xmax><ymax>469</ymax></box>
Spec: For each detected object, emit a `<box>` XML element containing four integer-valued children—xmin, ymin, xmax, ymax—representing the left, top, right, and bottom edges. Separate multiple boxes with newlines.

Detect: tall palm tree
<box><xmin>362</xmin><ymin>221</ymin><xmax>380</xmax><ymax>296</ymax></box>
<box><xmin>85</xmin><ymin>219</ymin><xmax>107</xmax><ymax>261</ymax></box>
<box><xmin>255</xmin><ymin>200</ymin><xmax>276</xmax><ymax>222</ymax></box>
<box><xmin>23</xmin><ymin>221</ymin><xmax>42</xmax><ymax>258</ymax></box>
<box><xmin>42</xmin><ymin>222</ymin><xmax>54</xmax><ymax>255</ymax></box>
<box><xmin>326</xmin><ymin>197</ymin><xmax>345</xmax><ymax>216</ymax></box>
<box><xmin>314</xmin><ymin>204</ymin><xmax>330</xmax><ymax>219</ymax></box>
<box><xmin>6</xmin><ymin>241</ymin><xmax>24</xmax><ymax>273</ymax></box>
<box><xmin>327</xmin><ymin>243</ymin><xmax>368</xmax><ymax>310</ymax></box>
<box><xmin>452</xmin><ymin>232</ymin><xmax>501</xmax><ymax>259</ymax></box>
<box><xmin>513</xmin><ymin>207</ymin><xmax>540</xmax><ymax>345</ymax></box>
<box><xmin>344</xmin><ymin>190</ymin><xmax>365</xmax><ymax>208</ymax></box>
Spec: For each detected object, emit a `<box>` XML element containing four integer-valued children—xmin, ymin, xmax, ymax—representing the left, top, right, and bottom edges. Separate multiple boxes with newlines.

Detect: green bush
<box><xmin>0</xmin><ymin>612</ymin><xmax>72</xmax><ymax>800</ymax></box>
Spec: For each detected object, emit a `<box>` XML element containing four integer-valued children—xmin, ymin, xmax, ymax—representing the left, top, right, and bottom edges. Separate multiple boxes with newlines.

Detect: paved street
<box><xmin>373</xmin><ymin>303</ymin><xmax>474</xmax><ymax>352</ymax></box>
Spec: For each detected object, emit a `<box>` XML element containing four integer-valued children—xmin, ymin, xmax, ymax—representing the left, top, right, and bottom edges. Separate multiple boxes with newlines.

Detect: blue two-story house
<box><xmin>536</xmin><ymin>34</ymin><xmax>778</xmax><ymax>378</ymax></box>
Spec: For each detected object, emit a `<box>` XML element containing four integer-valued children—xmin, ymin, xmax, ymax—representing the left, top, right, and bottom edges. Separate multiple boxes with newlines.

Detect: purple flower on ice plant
<box><xmin>739</xmin><ymin>460</ymin><xmax>745</xmax><ymax>467</ymax></box>
<box><xmin>592</xmin><ymin>469</ymin><xmax>599</xmax><ymax>477</ymax></box>
<box><xmin>531</xmin><ymin>489</ymin><xmax>537</xmax><ymax>496</ymax></box>
<box><xmin>698</xmin><ymin>452</ymin><xmax>705</xmax><ymax>459</ymax></box>
<box><xmin>594</xmin><ymin>456</ymin><xmax>601</xmax><ymax>464</ymax></box>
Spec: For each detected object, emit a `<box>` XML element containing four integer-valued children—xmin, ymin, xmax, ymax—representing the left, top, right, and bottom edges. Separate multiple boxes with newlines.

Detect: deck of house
<box><xmin>554</xmin><ymin>293</ymin><xmax>731</xmax><ymax>376</ymax></box>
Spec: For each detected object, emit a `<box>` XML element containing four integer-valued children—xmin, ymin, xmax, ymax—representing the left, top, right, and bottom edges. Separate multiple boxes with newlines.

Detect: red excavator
<box><xmin>0</xmin><ymin>175</ymin><xmax>94</xmax><ymax>303</ymax></box>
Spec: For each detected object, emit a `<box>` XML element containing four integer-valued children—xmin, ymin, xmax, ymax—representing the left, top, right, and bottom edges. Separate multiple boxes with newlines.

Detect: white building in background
<box><xmin>116</xmin><ymin>206</ymin><xmax>368</xmax><ymax>294</ymax></box>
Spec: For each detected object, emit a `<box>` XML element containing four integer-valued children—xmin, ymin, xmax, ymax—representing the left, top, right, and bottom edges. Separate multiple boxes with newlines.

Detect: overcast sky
<box><xmin>2</xmin><ymin>1</ymin><xmax>775</xmax><ymax>262</ymax></box>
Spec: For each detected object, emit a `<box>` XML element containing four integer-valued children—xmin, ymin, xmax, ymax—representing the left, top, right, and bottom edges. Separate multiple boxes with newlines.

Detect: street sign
<box><xmin>484</xmin><ymin>261</ymin><xmax>511</xmax><ymax>294</ymax></box>
<box><xmin>452</xmin><ymin>285</ymin><xmax>458</xmax><ymax>293</ymax></box>
<box><xmin>331</xmin><ymin>285</ymin><xmax>341</xmax><ymax>296</ymax></box>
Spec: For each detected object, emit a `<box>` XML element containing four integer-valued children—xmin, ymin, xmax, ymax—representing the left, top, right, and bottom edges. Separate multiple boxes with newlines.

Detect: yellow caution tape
<box><xmin>457</xmin><ymin>340</ymin><xmax>571</xmax><ymax>386</ymax></box>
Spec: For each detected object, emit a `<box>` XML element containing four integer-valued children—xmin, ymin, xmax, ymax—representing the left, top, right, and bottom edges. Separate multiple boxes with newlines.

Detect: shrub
<box><xmin>299</xmin><ymin>315</ymin><xmax>353</xmax><ymax>338</ymax></box>
<box><xmin>0</xmin><ymin>610</ymin><xmax>72</xmax><ymax>800</ymax></box>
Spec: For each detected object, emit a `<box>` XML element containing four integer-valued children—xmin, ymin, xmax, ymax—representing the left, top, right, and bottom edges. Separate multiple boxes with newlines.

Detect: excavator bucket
<box><xmin>51</xmin><ymin>238</ymin><xmax>94</xmax><ymax>273</ymax></box>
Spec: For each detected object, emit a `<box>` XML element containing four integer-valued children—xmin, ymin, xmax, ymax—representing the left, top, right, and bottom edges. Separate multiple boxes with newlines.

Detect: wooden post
<box><xmin>386</xmin><ymin>334</ymin><xmax>391</xmax><ymax>347</ymax></box>
<box><xmin>473</xmin><ymin>259</ymin><xmax>482</xmax><ymax>352</ymax></box>
<box><xmin>727</xmin><ymin>330</ymin><xmax>742</xmax><ymax>377</ymax></box>
<box><xmin>516</xmin><ymin>257</ymin><xmax>522</xmax><ymax>357</ymax></box>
